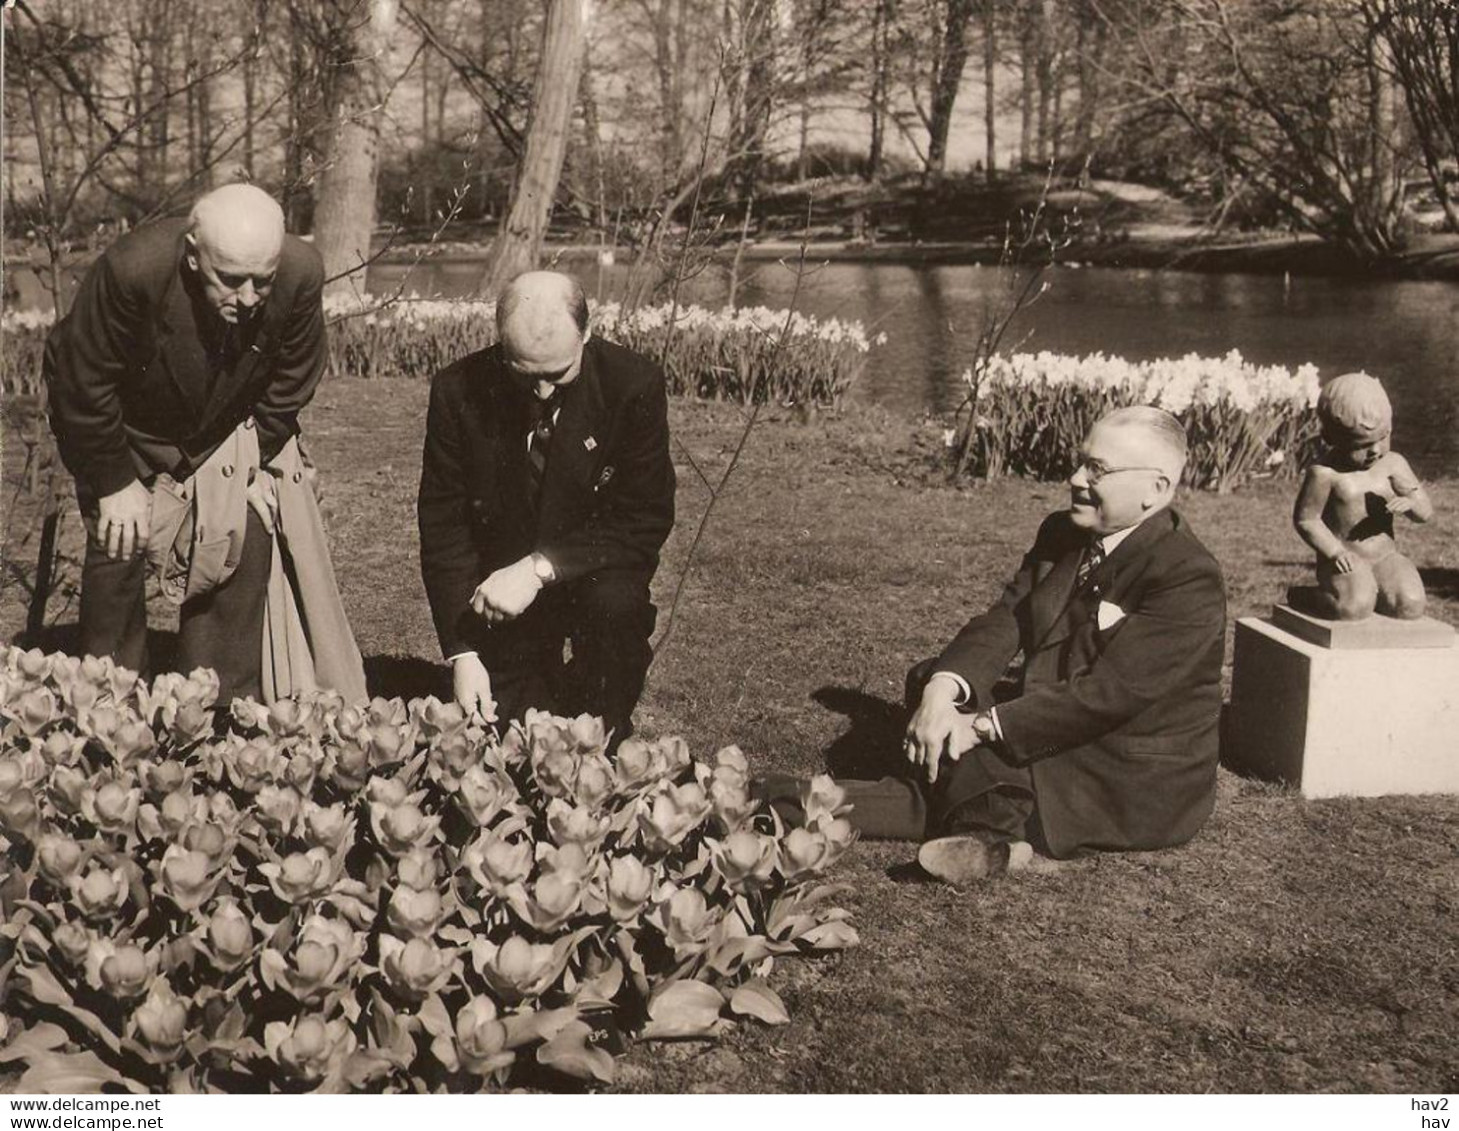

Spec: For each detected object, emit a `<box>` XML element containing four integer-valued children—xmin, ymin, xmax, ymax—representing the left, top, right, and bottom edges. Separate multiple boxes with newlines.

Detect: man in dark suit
<box><xmin>803</xmin><ymin>407</ymin><xmax>1226</xmax><ymax>882</ymax></box>
<box><xmin>44</xmin><ymin>184</ymin><xmax>327</xmax><ymax>700</ymax></box>
<box><xmin>417</xmin><ymin>270</ymin><xmax>675</xmax><ymax>743</ymax></box>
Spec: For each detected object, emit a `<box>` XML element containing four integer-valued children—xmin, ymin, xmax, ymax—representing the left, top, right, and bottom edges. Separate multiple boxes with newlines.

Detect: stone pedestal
<box><xmin>1228</xmin><ymin>611</ymin><xmax>1459</xmax><ymax>798</ymax></box>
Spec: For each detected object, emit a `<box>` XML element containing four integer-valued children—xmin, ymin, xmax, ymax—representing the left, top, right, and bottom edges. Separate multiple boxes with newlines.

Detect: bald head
<box><xmin>185</xmin><ymin>184</ymin><xmax>285</xmax><ymax>325</ymax></box>
<box><xmin>1095</xmin><ymin>405</ymin><xmax>1189</xmax><ymax>480</ymax></box>
<box><xmin>497</xmin><ymin>271</ymin><xmax>590</xmax><ymax>375</ymax></box>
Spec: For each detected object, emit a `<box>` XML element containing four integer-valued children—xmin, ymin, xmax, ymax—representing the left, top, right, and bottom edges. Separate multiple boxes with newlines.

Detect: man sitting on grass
<box><xmin>771</xmin><ymin>406</ymin><xmax>1227</xmax><ymax>883</ymax></box>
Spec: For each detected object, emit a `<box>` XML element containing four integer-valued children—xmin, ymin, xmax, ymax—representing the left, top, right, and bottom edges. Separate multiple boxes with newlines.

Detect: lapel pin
<box><xmin>584</xmin><ymin>437</ymin><xmax>597</xmax><ymax>451</ymax></box>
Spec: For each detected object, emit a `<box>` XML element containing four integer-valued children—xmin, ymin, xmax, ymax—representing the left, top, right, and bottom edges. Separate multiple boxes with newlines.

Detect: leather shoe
<box><xmin>916</xmin><ymin>834</ymin><xmax>1011</xmax><ymax>884</ymax></box>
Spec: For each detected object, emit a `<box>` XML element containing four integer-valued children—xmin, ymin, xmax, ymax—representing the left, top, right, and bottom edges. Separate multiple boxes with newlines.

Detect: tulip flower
<box><xmin>254</xmin><ymin>784</ymin><xmax>304</xmax><ymax>837</ymax></box>
<box><xmin>52</xmin><ymin>922</ymin><xmax>93</xmax><ymax>969</ymax></box>
<box><xmin>648</xmin><ymin>885</ymin><xmax>723</xmax><ymax>957</ymax></box>
<box><xmin>14</xmin><ymin>646</ymin><xmax>52</xmax><ymax>681</ymax></box>
<box><xmin>282</xmin><ymin>752</ymin><xmax>318</xmax><ymax>795</ymax></box>
<box><xmin>711</xmin><ymin>830</ymin><xmax>779</xmax><ymax>892</ymax></box>
<box><xmin>263</xmin><ymin>1014</ymin><xmax>356</xmax><ymax>1082</ymax></box>
<box><xmin>180</xmin><ymin>819</ymin><xmax>236</xmax><ymax>870</ymax></box>
<box><xmin>612</xmin><ymin>737</ymin><xmax>665</xmax><ymax>792</ymax></box>
<box><xmin>328</xmin><ymin>738</ymin><xmax>371</xmax><ymax>792</ymax></box>
<box><xmin>816</xmin><ymin>815</ymin><xmax>858</xmax><ymax>865</ymax></box>
<box><xmin>379</xmin><ymin>936</ymin><xmax>455</xmax><ymax>1000</ymax></box>
<box><xmin>153</xmin><ymin>845</ymin><xmax>220</xmax><ymax>913</ymax></box>
<box><xmin>0</xmin><ymin>750</ymin><xmax>44</xmax><ymax>798</ymax></box>
<box><xmin>80</xmin><ymin>778</ymin><xmax>141</xmax><ymax>837</ymax></box>
<box><xmin>223</xmin><ymin>739</ymin><xmax>279</xmax><ymax>793</ymax></box>
<box><xmin>395</xmin><ymin>849</ymin><xmax>439</xmax><ymax>891</ymax></box>
<box><xmin>69</xmin><ymin>862</ymin><xmax>130</xmax><ymax>920</ymax></box>
<box><xmin>462</xmin><ymin>832</ymin><xmax>532</xmax><ymax>896</ymax></box>
<box><xmin>454</xmin><ymin>996</ymin><xmax>514</xmax><ymax>1075</ymax></box>
<box><xmin>137</xmin><ymin>789</ymin><xmax>200</xmax><ymax>841</ymax></box>
<box><xmin>132</xmin><ymin>980</ymin><xmax>188</xmax><ymax>1056</ymax></box>
<box><xmin>35</xmin><ymin>833</ymin><xmax>86</xmax><ymax>886</ymax></box>
<box><xmin>779</xmin><ymin>826</ymin><xmax>832</xmax><ymax>881</ymax></box>
<box><xmin>455</xmin><ymin>765</ymin><xmax>516</xmax><ymax>826</ymax></box>
<box><xmin>505</xmin><ymin>871</ymin><xmax>583</xmax><ymax>933</ymax></box>
<box><xmin>96</xmin><ymin>943</ymin><xmax>152</xmax><ymax>1000</ymax></box>
<box><xmin>429</xmin><ymin>730</ymin><xmax>477</xmax><ymax>787</ymax></box>
<box><xmin>48</xmin><ymin>764</ymin><xmax>89</xmax><ymax>815</ymax></box>
<box><xmin>369</xmin><ymin>799</ymin><xmax>440</xmax><ymax>857</ymax></box>
<box><xmin>606</xmin><ymin>855</ymin><xmax>656</xmax><ymax>922</ymax></box>
<box><xmin>301</xmin><ymin>801</ymin><xmax>355</xmax><ymax>852</ymax></box>
<box><xmin>202</xmin><ymin>898</ymin><xmax>254</xmax><ymax>971</ymax></box>
<box><xmin>470</xmin><ymin>935</ymin><xmax>566</xmax><ymax>1004</ymax></box>
<box><xmin>546</xmin><ymin>799</ymin><xmax>610</xmax><ymax>848</ymax></box>
<box><xmin>139</xmin><ymin>759</ymin><xmax>189</xmax><ymax>797</ymax></box>
<box><xmin>568</xmin><ymin>714</ymin><xmax>607</xmax><ymax>754</ymax></box>
<box><xmin>0</xmin><ymin>787</ymin><xmax>38</xmax><ymax>839</ymax></box>
<box><xmin>166</xmin><ymin>700</ymin><xmax>213</xmax><ymax>746</ymax></box>
<box><xmin>40</xmin><ymin>730</ymin><xmax>86</xmax><ymax>769</ymax></box>
<box><xmin>413</xmin><ymin>696</ymin><xmax>469</xmax><ymax>741</ymax></box>
<box><xmin>572</xmin><ymin>754</ymin><xmax>616</xmax><ymax>810</ymax></box>
<box><xmin>258</xmin><ymin>848</ymin><xmax>338</xmax><ymax>904</ymax></box>
<box><xmin>12</xmin><ymin>686</ymin><xmax>58</xmax><ymax>736</ymax></box>
<box><xmin>260</xmin><ymin>915</ymin><xmax>362</xmax><ymax>1003</ymax></box>
<box><xmin>801</xmin><ymin>774</ymin><xmax>849</xmax><ymax>825</ymax></box>
<box><xmin>385</xmin><ymin>884</ymin><xmax>445</xmax><ymax>939</ymax></box>
<box><xmin>653</xmin><ymin>735</ymin><xmax>693</xmax><ymax>776</ymax></box>
<box><xmin>710</xmin><ymin>777</ymin><xmax>758</xmax><ymax>831</ymax></box>
<box><xmin>266</xmin><ymin>698</ymin><xmax>307</xmax><ymax>738</ymax></box>
<box><xmin>638</xmin><ymin>781</ymin><xmax>711</xmax><ymax>852</ymax></box>
<box><xmin>532</xmin><ymin>747</ymin><xmax>579</xmax><ymax>801</ymax></box>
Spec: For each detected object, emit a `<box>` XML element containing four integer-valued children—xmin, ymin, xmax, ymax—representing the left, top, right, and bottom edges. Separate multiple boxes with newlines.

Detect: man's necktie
<box><xmin>526</xmin><ymin>389</ymin><xmax>562</xmax><ymax>500</ymax></box>
<box><xmin>1076</xmin><ymin>539</ymin><xmax>1105</xmax><ymax>591</ymax></box>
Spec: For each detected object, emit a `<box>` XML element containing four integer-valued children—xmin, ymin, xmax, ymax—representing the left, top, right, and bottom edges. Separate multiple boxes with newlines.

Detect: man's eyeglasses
<box><xmin>1075</xmin><ymin>459</ymin><xmax>1168</xmax><ymax>486</ymax></box>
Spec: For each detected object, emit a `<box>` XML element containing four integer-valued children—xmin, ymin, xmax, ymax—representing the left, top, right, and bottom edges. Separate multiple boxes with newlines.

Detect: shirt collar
<box><xmin>1097</xmin><ymin>522</ymin><xmax>1140</xmax><ymax>556</ymax></box>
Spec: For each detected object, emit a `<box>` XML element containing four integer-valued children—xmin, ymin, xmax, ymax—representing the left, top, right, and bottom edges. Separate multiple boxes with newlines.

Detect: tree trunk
<box><xmin>313</xmin><ymin>0</ymin><xmax>401</xmax><ymax>298</ymax></box>
<box><xmin>983</xmin><ymin>0</ymin><xmax>997</xmax><ymax>177</ymax></box>
<box><xmin>482</xmin><ymin>0</ymin><xmax>589</xmax><ymax>293</ymax></box>
<box><xmin>926</xmin><ymin>0</ymin><xmax>977</xmax><ymax>175</ymax></box>
<box><xmin>1019</xmin><ymin>5</ymin><xmax>1035</xmax><ymax>167</ymax></box>
<box><xmin>867</xmin><ymin>0</ymin><xmax>891</xmax><ymax>179</ymax></box>
<box><xmin>580</xmin><ymin>46</ymin><xmax>608</xmax><ymax>231</ymax></box>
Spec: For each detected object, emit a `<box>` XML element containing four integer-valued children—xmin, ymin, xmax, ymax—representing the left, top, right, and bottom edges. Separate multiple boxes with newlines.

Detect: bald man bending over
<box><xmin>44</xmin><ymin>184</ymin><xmax>328</xmax><ymax>699</ymax></box>
<box><xmin>418</xmin><ymin>270</ymin><xmax>675</xmax><ymax>742</ymax></box>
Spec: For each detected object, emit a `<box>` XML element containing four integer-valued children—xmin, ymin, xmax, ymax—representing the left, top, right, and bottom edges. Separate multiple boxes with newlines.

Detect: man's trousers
<box><xmin>78</xmin><ymin>503</ymin><xmax>273</xmax><ymax>703</ymax></box>
<box><xmin>471</xmin><ymin>569</ymin><xmax>656</xmax><ymax>747</ymax></box>
<box><xmin>761</xmin><ymin>658</ymin><xmax>1039</xmax><ymax>844</ymax></box>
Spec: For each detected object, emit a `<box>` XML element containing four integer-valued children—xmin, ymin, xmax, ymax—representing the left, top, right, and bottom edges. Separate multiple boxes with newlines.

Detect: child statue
<box><xmin>1291</xmin><ymin>372</ymin><xmax>1434</xmax><ymax>620</ymax></box>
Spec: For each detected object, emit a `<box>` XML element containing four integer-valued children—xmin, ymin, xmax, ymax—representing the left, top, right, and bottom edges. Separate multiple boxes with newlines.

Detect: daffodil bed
<box><xmin>0</xmin><ymin>646</ymin><xmax>859</xmax><ymax>1093</ymax></box>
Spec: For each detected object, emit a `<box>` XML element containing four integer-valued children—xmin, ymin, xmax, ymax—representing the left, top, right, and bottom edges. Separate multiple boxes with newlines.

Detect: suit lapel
<box><xmin>481</xmin><ymin>356</ymin><xmax>533</xmax><ymax>535</ymax></box>
<box><xmin>156</xmin><ymin>261</ymin><xmax>212</xmax><ymax>417</ymax></box>
<box><xmin>1028</xmin><ymin>544</ymin><xmax>1083</xmax><ymax>653</ymax></box>
<box><xmin>535</xmin><ymin>347</ymin><xmax>605</xmax><ymax>534</ymax></box>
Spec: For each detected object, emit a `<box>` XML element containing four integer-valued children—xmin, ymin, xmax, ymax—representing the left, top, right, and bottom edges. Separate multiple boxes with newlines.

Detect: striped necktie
<box><xmin>526</xmin><ymin>389</ymin><xmax>562</xmax><ymax>498</ymax></box>
<box><xmin>1075</xmin><ymin>538</ymin><xmax>1105</xmax><ymax>591</ymax></box>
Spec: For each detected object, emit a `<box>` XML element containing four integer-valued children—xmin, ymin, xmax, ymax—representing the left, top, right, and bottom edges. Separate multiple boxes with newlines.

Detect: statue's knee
<box><xmin>1334</xmin><ymin>581</ymin><xmax>1377</xmax><ymax>621</ymax></box>
<box><xmin>1389</xmin><ymin>582</ymin><xmax>1426</xmax><ymax>620</ymax></box>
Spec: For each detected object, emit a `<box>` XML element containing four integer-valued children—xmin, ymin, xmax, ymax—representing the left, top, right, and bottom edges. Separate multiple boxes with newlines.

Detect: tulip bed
<box><xmin>948</xmin><ymin>350</ymin><xmax>1324</xmax><ymax>491</ymax></box>
<box><xmin>0</xmin><ymin>646</ymin><xmax>859</xmax><ymax>1093</ymax></box>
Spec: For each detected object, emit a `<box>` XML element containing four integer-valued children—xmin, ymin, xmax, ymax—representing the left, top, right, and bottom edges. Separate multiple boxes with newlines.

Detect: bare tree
<box><xmin>481</xmin><ymin>0</ymin><xmax>590</xmax><ymax>292</ymax></box>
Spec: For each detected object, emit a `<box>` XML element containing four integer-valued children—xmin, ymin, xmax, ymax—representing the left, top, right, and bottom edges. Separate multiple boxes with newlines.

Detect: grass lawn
<box><xmin>3</xmin><ymin>380</ymin><xmax>1458</xmax><ymax>1093</ymax></box>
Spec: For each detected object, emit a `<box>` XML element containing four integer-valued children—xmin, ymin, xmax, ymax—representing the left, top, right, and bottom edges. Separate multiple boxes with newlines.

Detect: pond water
<box><xmin>370</xmin><ymin>256</ymin><xmax>1459</xmax><ymax>479</ymax></box>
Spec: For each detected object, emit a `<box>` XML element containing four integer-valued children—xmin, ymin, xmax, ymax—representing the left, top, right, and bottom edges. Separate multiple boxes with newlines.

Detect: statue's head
<box><xmin>1067</xmin><ymin>406</ymin><xmax>1187</xmax><ymax>536</ymax></box>
<box><xmin>1318</xmin><ymin>372</ymin><xmax>1392</xmax><ymax>470</ymax></box>
<box><xmin>184</xmin><ymin>184</ymin><xmax>286</xmax><ymax>327</ymax></box>
<box><xmin>496</xmin><ymin>271</ymin><xmax>591</xmax><ymax>398</ymax></box>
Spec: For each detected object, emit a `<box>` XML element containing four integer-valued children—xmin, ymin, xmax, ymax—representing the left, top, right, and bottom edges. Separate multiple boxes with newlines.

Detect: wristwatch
<box><xmin>529</xmin><ymin>552</ymin><xmax>556</xmax><ymax>585</ymax></box>
<box><xmin>970</xmin><ymin>710</ymin><xmax>1000</xmax><ymax>748</ymax></box>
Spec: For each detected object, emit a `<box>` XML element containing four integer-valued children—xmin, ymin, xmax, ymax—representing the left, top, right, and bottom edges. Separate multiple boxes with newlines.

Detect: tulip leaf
<box><xmin>18</xmin><ymin>1049</ymin><xmax>144</xmax><ymax>1094</ymax></box>
<box><xmin>799</xmin><ymin>920</ymin><xmax>860</xmax><ymax>950</ymax></box>
<box><xmin>343</xmin><ymin>1048</ymin><xmax>399</xmax><ymax>1089</ymax></box>
<box><xmin>729</xmin><ymin>979</ymin><xmax>789</xmax><ymax>1026</ymax></box>
<box><xmin>640</xmin><ymin>980</ymin><xmax>727</xmax><ymax>1040</ymax></box>
<box><xmin>573</xmin><ymin>958</ymin><xmax>624</xmax><ymax>1009</ymax></box>
<box><xmin>16</xmin><ymin>964</ymin><xmax>121</xmax><ymax>1053</ymax></box>
<box><xmin>536</xmin><ymin>1020</ymin><xmax>614</xmax><ymax>1084</ymax></box>
<box><xmin>0</xmin><ymin>1020</ymin><xmax>70</xmax><ymax>1062</ymax></box>
<box><xmin>429</xmin><ymin>1033</ymin><xmax>459</xmax><ymax>1074</ymax></box>
<box><xmin>416</xmin><ymin>992</ymin><xmax>452</xmax><ymax>1039</ymax></box>
<box><xmin>706</xmin><ymin>935</ymin><xmax>773</xmax><ymax>978</ymax></box>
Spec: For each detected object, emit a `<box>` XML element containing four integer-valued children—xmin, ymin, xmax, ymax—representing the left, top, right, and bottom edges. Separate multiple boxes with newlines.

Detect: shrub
<box><xmin>947</xmin><ymin>349</ymin><xmax>1323</xmax><ymax>492</ymax></box>
<box><xmin>0</xmin><ymin>646</ymin><xmax>857</xmax><ymax>1093</ymax></box>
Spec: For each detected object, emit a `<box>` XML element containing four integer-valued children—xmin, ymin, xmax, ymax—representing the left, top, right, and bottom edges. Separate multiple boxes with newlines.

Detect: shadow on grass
<box><xmin>365</xmin><ymin>653</ymin><xmax>450</xmax><ymax>702</ymax></box>
<box><xmin>1420</xmin><ymin>567</ymin><xmax>1459</xmax><ymax>601</ymax></box>
<box><xmin>811</xmin><ymin>685</ymin><xmax>905</xmax><ymax>779</ymax></box>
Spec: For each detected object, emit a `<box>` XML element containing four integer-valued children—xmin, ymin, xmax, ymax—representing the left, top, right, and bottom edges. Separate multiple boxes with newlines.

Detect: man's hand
<box><xmin>451</xmin><ymin>653</ymin><xmax>497</xmax><ymax>722</ymax></box>
<box><xmin>470</xmin><ymin>556</ymin><xmax>542</xmax><ymax>624</ymax></box>
<box><xmin>904</xmin><ymin>678</ymin><xmax>962</xmax><ymax>785</ymax></box>
<box><xmin>1386</xmin><ymin>494</ymin><xmax>1415</xmax><ymax>516</ymax></box>
<box><xmin>97</xmin><ymin>480</ymin><xmax>151</xmax><ymax>560</ymax></box>
<box><xmin>1330</xmin><ymin>550</ymin><xmax>1356</xmax><ymax>574</ymax></box>
<box><xmin>246</xmin><ymin>470</ymin><xmax>279</xmax><ymax>528</ymax></box>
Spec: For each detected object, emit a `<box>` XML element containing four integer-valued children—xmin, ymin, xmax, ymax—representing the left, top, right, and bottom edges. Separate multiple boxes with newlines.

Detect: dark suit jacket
<box><xmin>937</xmin><ymin>507</ymin><xmax>1226</xmax><ymax>858</ymax></box>
<box><xmin>417</xmin><ymin>337</ymin><xmax>676</xmax><ymax>659</ymax></box>
<box><xmin>44</xmin><ymin>217</ymin><xmax>327</xmax><ymax>498</ymax></box>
